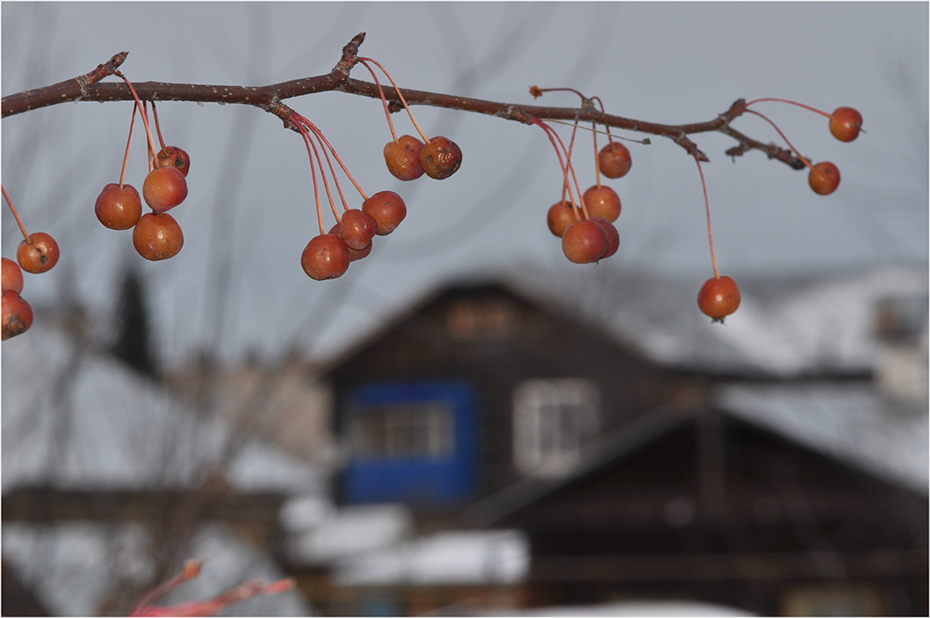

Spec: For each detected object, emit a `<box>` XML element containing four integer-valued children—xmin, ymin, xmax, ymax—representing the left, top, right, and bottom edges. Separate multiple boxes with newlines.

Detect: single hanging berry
<box><xmin>598</xmin><ymin>142</ymin><xmax>632</xmax><ymax>179</ymax></box>
<box><xmin>362</xmin><ymin>191</ymin><xmax>407</xmax><ymax>235</ymax></box>
<box><xmin>829</xmin><ymin>107</ymin><xmax>863</xmax><ymax>142</ymax></box>
<box><xmin>301</xmin><ymin>233</ymin><xmax>351</xmax><ymax>280</ymax></box>
<box><xmin>384</xmin><ymin>135</ymin><xmax>425</xmax><ymax>181</ymax></box>
<box><xmin>143</xmin><ymin>166</ymin><xmax>188</xmax><ymax>213</ymax></box>
<box><xmin>133</xmin><ymin>212</ymin><xmax>184</xmax><ymax>261</ymax></box>
<box><xmin>95</xmin><ymin>183</ymin><xmax>143</xmax><ymax>230</ymax></box>
<box><xmin>808</xmin><ymin>161</ymin><xmax>840</xmax><ymax>195</ymax></box>
<box><xmin>17</xmin><ymin>232</ymin><xmax>60</xmax><ymax>274</ymax></box>
<box><xmin>419</xmin><ymin>136</ymin><xmax>462</xmax><ymax>180</ymax></box>
<box><xmin>698</xmin><ymin>275</ymin><xmax>741</xmax><ymax>323</ymax></box>
<box><xmin>2</xmin><ymin>290</ymin><xmax>33</xmax><ymax>340</ymax></box>
<box><xmin>547</xmin><ymin>201</ymin><xmax>577</xmax><ymax>238</ymax></box>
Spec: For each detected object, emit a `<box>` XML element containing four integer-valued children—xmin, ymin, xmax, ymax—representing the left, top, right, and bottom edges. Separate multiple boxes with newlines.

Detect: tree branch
<box><xmin>0</xmin><ymin>33</ymin><xmax>806</xmax><ymax>168</ymax></box>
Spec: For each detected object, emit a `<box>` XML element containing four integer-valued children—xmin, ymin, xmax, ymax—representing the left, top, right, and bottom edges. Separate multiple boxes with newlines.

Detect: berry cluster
<box><xmin>94</xmin><ymin>72</ymin><xmax>191</xmax><ymax>261</ymax></box>
<box><xmin>694</xmin><ymin>101</ymin><xmax>862</xmax><ymax>323</ymax></box>
<box><xmin>531</xmin><ymin>88</ymin><xmax>626</xmax><ymax>265</ymax></box>
<box><xmin>1</xmin><ymin>186</ymin><xmax>59</xmax><ymax>340</ymax></box>
<box><xmin>296</xmin><ymin>57</ymin><xmax>461</xmax><ymax>281</ymax></box>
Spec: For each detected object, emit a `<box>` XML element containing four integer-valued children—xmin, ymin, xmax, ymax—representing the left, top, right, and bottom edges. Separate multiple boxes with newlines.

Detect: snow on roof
<box><xmin>505</xmin><ymin>263</ymin><xmax>928</xmax><ymax>376</ymax></box>
<box><xmin>2</xmin><ymin>521</ymin><xmax>310</xmax><ymax>616</ymax></box>
<box><xmin>332</xmin><ymin>529</ymin><xmax>530</xmax><ymax>586</ymax></box>
<box><xmin>715</xmin><ymin>383</ymin><xmax>929</xmax><ymax>494</ymax></box>
<box><xmin>1</xmin><ymin>319</ymin><xmax>323</xmax><ymax>495</ymax></box>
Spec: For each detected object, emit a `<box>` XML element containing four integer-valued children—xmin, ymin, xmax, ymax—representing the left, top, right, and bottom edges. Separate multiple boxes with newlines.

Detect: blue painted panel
<box><xmin>344</xmin><ymin>380</ymin><xmax>478</xmax><ymax>505</ymax></box>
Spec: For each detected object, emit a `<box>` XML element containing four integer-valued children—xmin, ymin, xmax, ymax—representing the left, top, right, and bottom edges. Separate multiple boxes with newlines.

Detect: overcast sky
<box><xmin>2</xmin><ymin>2</ymin><xmax>927</xmax><ymax>365</ymax></box>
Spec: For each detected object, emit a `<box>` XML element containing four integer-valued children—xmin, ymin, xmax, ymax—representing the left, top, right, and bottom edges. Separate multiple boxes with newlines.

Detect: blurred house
<box><xmin>302</xmin><ymin>265</ymin><xmax>927</xmax><ymax>616</ymax></box>
<box><xmin>1</xmin><ymin>312</ymin><xmax>320</xmax><ymax>616</ymax></box>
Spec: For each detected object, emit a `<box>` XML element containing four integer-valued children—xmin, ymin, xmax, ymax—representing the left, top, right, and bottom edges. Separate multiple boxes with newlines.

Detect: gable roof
<box><xmin>320</xmin><ymin>263</ymin><xmax>927</xmax><ymax>379</ymax></box>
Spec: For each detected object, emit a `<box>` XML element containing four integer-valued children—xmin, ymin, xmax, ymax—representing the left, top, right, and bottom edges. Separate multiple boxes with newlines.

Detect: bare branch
<box><xmin>0</xmin><ymin>35</ymin><xmax>803</xmax><ymax>168</ymax></box>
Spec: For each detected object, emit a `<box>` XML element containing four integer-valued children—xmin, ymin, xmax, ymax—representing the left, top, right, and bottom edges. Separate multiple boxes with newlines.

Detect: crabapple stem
<box><xmin>745</xmin><ymin>109</ymin><xmax>813</xmax><ymax>170</ymax></box>
<box><xmin>301</xmin><ymin>120</ymin><xmax>351</xmax><ymax>215</ymax></box>
<box><xmin>358</xmin><ymin>59</ymin><xmax>399</xmax><ymax>143</ymax></box>
<box><xmin>114</xmin><ymin>71</ymin><xmax>160</xmax><ymax>169</ymax></box>
<box><xmin>546</xmin><ymin>120</ymin><xmax>650</xmax><ymax>145</ymax></box>
<box><xmin>744</xmin><ymin>97</ymin><xmax>832</xmax><ymax>119</ymax></box>
<box><xmin>131</xmin><ymin>560</ymin><xmax>203</xmax><ymax>612</ymax></box>
<box><xmin>694</xmin><ymin>156</ymin><xmax>720</xmax><ymax>280</ymax></box>
<box><xmin>119</xmin><ymin>104</ymin><xmax>137</xmax><ymax>188</ymax></box>
<box><xmin>296</xmin><ymin>121</ymin><xmax>341</xmax><ymax>228</ymax></box>
<box><xmin>290</xmin><ymin>111</ymin><xmax>368</xmax><ymax>201</ymax></box>
<box><xmin>1</xmin><ymin>185</ymin><xmax>31</xmax><ymax>242</ymax></box>
<box><xmin>592</xmin><ymin>121</ymin><xmax>603</xmax><ymax>188</ymax></box>
<box><xmin>151</xmin><ymin>101</ymin><xmax>168</xmax><ymax>151</ymax></box>
<box><xmin>358</xmin><ymin>56</ymin><xmax>430</xmax><ymax>144</ymax></box>
<box><xmin>532</xmin><ymin>118</ymin><xmax>590</xmax><ymax>220</ymax></box>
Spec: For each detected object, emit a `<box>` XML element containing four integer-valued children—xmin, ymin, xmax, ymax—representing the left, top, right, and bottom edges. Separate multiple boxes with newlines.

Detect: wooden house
<box><xmin>322</xmin><ymin>279</ymin><xmax>706</xmax><ymax>522</ymax></box>
<box><xmin>319</xmin><ymin>270</ymin><xmax>928</xmax><ymax>616</ymax></box>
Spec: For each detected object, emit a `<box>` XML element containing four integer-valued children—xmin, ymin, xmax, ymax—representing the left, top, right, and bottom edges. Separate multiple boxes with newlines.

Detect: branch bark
<box><xmin>1</xmin><ymin>33</ymin><xmax>806</xmax><ymax>168</ymax></box>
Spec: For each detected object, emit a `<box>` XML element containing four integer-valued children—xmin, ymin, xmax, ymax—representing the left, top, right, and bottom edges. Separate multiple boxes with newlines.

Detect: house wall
<box><xmin>326</xmin><ymin>284</ymin><xmax>703</xmax><ymax>511</ymax></box>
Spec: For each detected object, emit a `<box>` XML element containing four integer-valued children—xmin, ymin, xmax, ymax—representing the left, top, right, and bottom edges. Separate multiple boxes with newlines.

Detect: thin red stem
<box><xmin>130</xmin><ymin>560</ymin><xmax>202</xmax><ymax>613</ymax></box>
<box><xmin>114</xmin><ymin>71</ymin><xmax>159</xmax><ymax>169</ymax></box>
<box><xmin>695</xmin><ymin>156</ymin><xmax>719</xmax><ymax>279</ymax></box>
<box><xmin>2</xmin><ymin>185</ymin><xmax>31</xmax><ymax>242</ymax></box>
<box><xmin>745</xmin><ymin>109</ymin><xmax>813</xmax><ymax>170</ymax></box>
<box><xmin>295</xmin><ymin>122</ymin><xmax>325</xmax><ymax>235</ymax></box>
<box><xmin>744</xmin><ymin>97</ymin><xmax>832</xmax><ymax>119</ymax></box>
<box><xmin>532</xmin><ymin>118</ymin><xmax>590</xmax><ymax>220</ymax></box>
<box><xmin>358</xmin><ymin>56</ymin><xmax>430</xmax><ymax>144</ymax></box>
<box><xmin>358</xmin><ymin>59</ymin><xmax>398</xmax><ymax>143</ymax></box>
<box><xmin>592</xmin><ymin>120</ymin><xmax>602</xmax><ymax>188</ymax></box>
<box><xmin>151</xmin><ymin>101</ymin><xmax>168</xmax><ymax>151</ymax></box>
<box><xmin>119</xmin><ymin>104</ymin><xmax>137</xmax><ymax>188</ymax></box>
<box><xmin>290</xmin><ymin>110</ymin><xmax>368</xmax><ymax>201</ymax></box>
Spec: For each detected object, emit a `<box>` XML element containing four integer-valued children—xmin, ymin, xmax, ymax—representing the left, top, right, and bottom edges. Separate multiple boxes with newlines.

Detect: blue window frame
<box><xmin>343</xmin><ymin>381</ymin><xmax>478</xmax><ymax>505</ymax></box>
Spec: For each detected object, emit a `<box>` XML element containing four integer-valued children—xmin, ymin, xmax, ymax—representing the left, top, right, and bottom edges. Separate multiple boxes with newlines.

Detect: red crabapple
<box><xmin>156</xmin><ymin>146</ymin><xmax>191</xmax><ymax>177</ymax></box>
<box><xmin>829</xmin><ymin>107</ymin><xmax>863</xmax><ymax>142</ymax></box>
<box><xmin>2</xmin><ymin>289</ymin><xmax>33</xmax><ymax>340</ymax></box>
<box><xmin>338</xmin><ymin>209</ymin><xmax>378</xmax><ymax>250</ymax></box>
<box><xmin>598</xmin><ymin>142</ymin><xmax>632</xmax><ymax>179</ymax></box>
<box><xmin>698</xmin><ymin>275</ymin><xmax>741</xmax><ymax>323</ymax></box>
<box><xmin>132</xmin><ymin>212</ymin><xmax>184</xmax><ymax>261</ymax></box>
<box><xmin>808</xmin><ymin>162</ymin><xmax>840</xmax><ymax>195</ymax></box>
<box><xmin>95</xmin><ymin>183</ymin><xmax>143</xmax><ymax>230</ymax></box>
<box><xmin>384</xmin><ymin>135</ymin><xmax>425</xmax><ymax>181</ymax></box>
<box><xmin>561</xmin><ymin>219</ymin><xmax>609</xmax><ymax>264</ymax></box>
<box><xmin>301</xmin><ymin>233</ymin><xmax>351</xmax><ymax>280</ymax></box>
<box><xmin>330</xmin><ymin>223</ymin><xmax>373</xmax><ymax>262</ymax></box>
<box><xmin>17</xmin><ymin>232</ymin><xmax>60</xmax><ymax>274</ymax></box>
<box><xmin>362</xmin><ymin>191</ymin><xmax>407</xmax><ymax>235</ymax></box>
<box><xmin>419</xmin><ymin>136</ymin><xmax>462</xmax><ymax>180</ymax></box>
<box><xmin>143</xmin><ymin>166</ymin><xmax>188</xmax><ymax>213</ymax></box>
<box><xmin>2</xmin><ymin>258</ymin><xmax>24</xmax><ymax>294</ymax></box>
<box><xmin>591</xmin><ymin>217</ymin><xmax>620</xmax><ymax>259</ymax></box>
<box><xmin>547</xmin><ymin>201</ymin><xmax>577</xmax><ymax>238</ymax></box>
<box><xmin>582</xmin><ymin>185</ymin><xmax>622</xmax><ymax>222</ymax></box>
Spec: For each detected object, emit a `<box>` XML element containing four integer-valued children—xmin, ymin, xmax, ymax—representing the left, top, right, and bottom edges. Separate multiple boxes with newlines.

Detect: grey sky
<box><xmin>2</xmin><ymin>2</ymin><xmax>927</xmax><ymax>364</ymax></box>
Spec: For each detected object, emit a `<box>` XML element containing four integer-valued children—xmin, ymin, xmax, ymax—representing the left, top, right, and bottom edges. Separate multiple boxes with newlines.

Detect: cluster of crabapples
<box><xmin>94</xmin><ymin>72</ymin><xmax>191</xmax><ymax>261</ymax></box>
<box><xmin>692</xmin><ymin>100</ymin><xmax>863</xmax><ymax>323</ymax></box>
<box><xmin>1</xmin><ymin>184</ymin><xmax>61</xmax><ymax>340</ymax></box>
<box><xmin>298</xmin><ymin>56</ymin><xmax>461</xmax><ymax>281</ymax></box>
<box><xmin>1</xmin><ymin>56</ymin><xmax>863</xmax><ymax>341</ymax></box>
<box><xmin>531</xmin><ymin>87</ymin><xmax>862</xmax><ymax>324</ymax></box>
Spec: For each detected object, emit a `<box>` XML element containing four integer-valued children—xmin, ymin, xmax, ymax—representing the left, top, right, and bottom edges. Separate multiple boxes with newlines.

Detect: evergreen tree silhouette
<box><xmin>112</xmin><ymin>269</ymin><xmax>156</xmax><ymax>376</ymax></box>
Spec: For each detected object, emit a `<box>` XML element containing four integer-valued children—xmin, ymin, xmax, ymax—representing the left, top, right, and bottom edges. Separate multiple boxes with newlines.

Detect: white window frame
<box><xmin>512</xmin><ymin>378</ymin><xmax>600</xmax><ymax>478</ymax></box>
